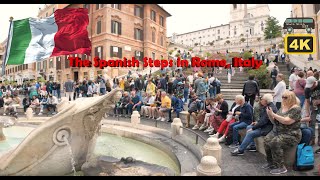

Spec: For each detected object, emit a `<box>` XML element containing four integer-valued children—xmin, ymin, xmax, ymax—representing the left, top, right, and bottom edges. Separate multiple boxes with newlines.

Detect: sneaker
<box><xmin>156</xmin><ymin>117</ymin><xmax>162</xmax><ymax>121</ymax></box>
<box><xmin>203</xmin><ymin>127</ymin><xmax>213</xmax><ymax>132</ymax></box>
<box><xmin>167</xmin><ymin>119</ymin><xmax>173</xmax><ymax>123</ymax></box>
<box><xmin>231</xmin><ymin>148</ymin><xmax>244</xmax><ymax>156</ymax></box>
<box><xmin>261</xmin><ymin>163</ymin><xmax>276</xmax><ymax>169</ymax></box>
<box><xmin>246</xmin><ymin>146</ymin><xmax>257</xmax><ymax>152</ymax></box>
<box><xmin>218</xmin><ymin>136</ymin><xmax>226</xmax><ymax>143</ymax></box>
<box><xmin>208</xmin><ymin>130</ymin><xmax>214</xmax><ymax>135</ymax></box>
<box><xmin>192</xmin><ymin>125</ymin><xmax>200</xmax><ymax>130</ymax></box>
<box><xmin>228</xmin><ymin>143</ymin><xmax>239</xmax><ymax>149</ymax></box>
<box><xmin>199</xmin><ymin>125</ymin><xmax>207</xmax><ymax>131</ymax></box>
<box><xmin>38</xmin><ymin>113</ymin><xmax>43</xmax><ymax>115</ymax></box>
<box><xmin>161</xmin><ymin>118</ymin><xmax>166</xmax><ymax>122</ymax></box>
<box><xmin>269</xmin><ymin>167</ymin><xmax>287</xmax><ymax>175</ymax></box>
<box><xmin>204</xmin><ymin>127</ymin><xmax>213</xmax><ymax>133</ymax></box>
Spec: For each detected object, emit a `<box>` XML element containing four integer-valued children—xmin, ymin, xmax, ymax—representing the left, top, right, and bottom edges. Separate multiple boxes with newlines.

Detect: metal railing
<box><xmin>104</xmin><ymin>113</ymin><xmax>207</xmax><ymax>145</ymax></box>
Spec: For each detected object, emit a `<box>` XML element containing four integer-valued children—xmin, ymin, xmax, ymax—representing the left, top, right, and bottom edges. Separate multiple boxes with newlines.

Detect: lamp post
<box><xmin>246</xmin><ymin>30</ymin><xmax>249</xmax><ymax>50</ymax></box>
<box><xmin>270</xmin><ymin>30</ymin><xmax>273</xmax><ymax>53</ymax></box>
<box><xmin>306</xmin><ymin>27</ymin><xmax>313</xmax><ymax>61</ymax></box>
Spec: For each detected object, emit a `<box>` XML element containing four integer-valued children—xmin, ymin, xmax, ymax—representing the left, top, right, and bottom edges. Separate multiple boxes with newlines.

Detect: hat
<box><xmin>305</xmin><ymin>76</ymin><xmax>317</xmax><ymax>88</ymax></box>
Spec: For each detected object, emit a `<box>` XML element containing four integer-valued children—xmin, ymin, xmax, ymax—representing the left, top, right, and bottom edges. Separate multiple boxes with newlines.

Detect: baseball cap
<box><xmin>305</xmin><ymin>76</ymin><xmax>317</xmax><ymax>88</ymax></box>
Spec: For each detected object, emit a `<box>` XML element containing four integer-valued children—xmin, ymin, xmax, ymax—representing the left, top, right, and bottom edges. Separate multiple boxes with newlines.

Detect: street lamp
<box><xmin>306</xmin><ymin>28</ymin><xmax>313</xmax><ymax>61</ymax></box>
<box><xmin>246</xmin><ymin>30</ymin><xmax>249</xmax><ymax>50</ymax></box>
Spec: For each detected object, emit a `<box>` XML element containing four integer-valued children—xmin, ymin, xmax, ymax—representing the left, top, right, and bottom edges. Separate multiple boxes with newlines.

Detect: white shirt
<box><xmin>273</xmin><ymin>80</ymin><xmax>286</xmax><ymax>103</ymax></box>
<box><xmin>147</xmin><ymin>96</ymin><xmax>155</xmax><ymax>105</ymax></box>
<box><xmin>188</xmin><ymin>75</ymin><xmax>194</xmax><ymax>84</ymax></box>
<box><xmin>289</xmin><ymin>74</ymin><xmax>298</xmax><ymax>90</ymax></box>
<box><xmin>208</xmin><ymin>77</ymin><xmax>216</xmax><ymax>85</ymax></box>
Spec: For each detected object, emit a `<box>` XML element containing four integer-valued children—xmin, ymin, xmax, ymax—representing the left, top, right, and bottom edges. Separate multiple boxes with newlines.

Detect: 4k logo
<box><xmin>285</xmin><ymin>34</ymin><xmax>315</xmax><ymax>54</ymax></box>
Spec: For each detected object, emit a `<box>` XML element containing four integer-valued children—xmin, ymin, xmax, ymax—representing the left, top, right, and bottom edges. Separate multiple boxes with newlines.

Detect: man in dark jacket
<box><xmin>270</xmin><ymin>66</ymin><xmax>278</xmax><ymax>90</ymax></box>
<box><xmin>231</xmin><ymin>94</ymin><xmax>277</xmax><ymax>155</ymax></box>
<box><xmin>242</xmin><ymin>75</ymin><xmax>260</xmax><ymax>107</ymax></box>
<box><xmin>134</xmin><ymin>75</ymin><xmax>144</xmax><ymax>92</ymax></box>
<box><xmin>229</xmin><ymin>95</ymin><xmax>253</xmax><ymax>149</ymax></box>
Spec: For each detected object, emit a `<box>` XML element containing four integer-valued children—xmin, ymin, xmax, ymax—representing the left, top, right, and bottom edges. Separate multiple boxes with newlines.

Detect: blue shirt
<box><xmin>132</xmin><ymin>95</ymin><xmax>142</xmax><ymax>105</ymax></box>
<box><xmin>239</xmin><ymin>102</ymin><xmax>253</xmax><ymax>125</ymax></box>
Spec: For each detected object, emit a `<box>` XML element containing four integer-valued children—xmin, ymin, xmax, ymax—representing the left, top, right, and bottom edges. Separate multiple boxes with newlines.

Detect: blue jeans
<box><xmin>100</xmin><ymin>88</ymin><xmax>106</xmax><ymax>95</ymax></box>
<box><xmin>52</xmin><ymin>90</ymin><xmax>57</xmax><ymax>97</ymax></box>
<box><xmin>238</xmin><ymin>125</ymin><xmax>262</xmax><ymax>152</ymax></box>
<box><xmin>184</xmin><ymin>88</ymin><xmax>189</xmax><ymax>103</ymax></box>
<box><xmin>175</xmin><ymin>108</ymin><xmax>183</xmax><ymax>118</ymax></box>
<box><xmin>198</xmin><ymin>94</ymin><xmax>206</xmax><ymax>101</ymax></box>
<box><xmin>296</xmin><ymin>95</ymin><xmax>305</xmax><ymax>108</ymax></box>
<box><xmin>209</xmin><ymin>87</ymin><xmax>216</xmax><ymax>98</ymax></box>
<box><xmin>57</xmin><ymin>89</ymin><xmax>61</xmax><ymax>99</ymax></box>
<box><xmin>230</xmin><ymin>121</ymin><xmax>249</xmax><ymax>144</ymax></box>
<box><xmin>127</xmin><ymin>104</ymin><xmax>142</xmax><ymax>115</ymax></box>
<box><xmin>300</xmin><ymin>127</ymin><xmax>313</xmax><ymax>145</ymax></box>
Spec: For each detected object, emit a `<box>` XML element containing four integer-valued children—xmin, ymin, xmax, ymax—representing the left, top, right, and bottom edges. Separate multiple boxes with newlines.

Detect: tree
<box><xmin>264</xmin><ymin>16</ymin><xmax>282</xmax><ymax>40</ymax></box>
<box><xmin>240</xmin><ymin>38</ymin><xmax>246</xmax><ymax>43</ymax></box>
<box><xmin>225</xmin><ymin>40</ymin><xmax>231</xmax><ymax>44</ymax></box>
<box><xmin>194</xmin><ymin>43</ymin><xmax>199</xmax><ymax>46</ymax></box>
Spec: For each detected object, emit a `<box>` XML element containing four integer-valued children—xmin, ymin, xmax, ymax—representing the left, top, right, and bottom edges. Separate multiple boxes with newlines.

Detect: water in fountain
<box><xmin>63</xmin><ymin>136</ymin><xmax>77</xmax><ymax>176</ymax></box>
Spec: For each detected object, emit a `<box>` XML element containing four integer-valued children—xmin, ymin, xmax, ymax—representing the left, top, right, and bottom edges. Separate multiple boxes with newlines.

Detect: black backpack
<box><xmin>211</xmin><ymin>78</ymin><xmax>218</xmax><ymax>87</ymax></box>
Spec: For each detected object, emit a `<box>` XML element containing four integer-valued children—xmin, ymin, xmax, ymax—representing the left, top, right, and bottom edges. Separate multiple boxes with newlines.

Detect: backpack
<box><xmin>197</xmin><ymin>79</ymin><xmax>207</xmax><ymax>95</ymax></box>
<box><xmin>210</xmin><ymin>78</ymin><xmax>217</xmax><ymax>87</ymax></box>
<box><xmin>293</xmin><ymin>143</ymin><xmax>314</xmax><ymax>171</ymax></box>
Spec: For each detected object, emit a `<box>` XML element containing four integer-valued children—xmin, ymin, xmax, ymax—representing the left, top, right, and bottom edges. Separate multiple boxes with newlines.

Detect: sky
<box><xmin>0</xmin><ymin>4</ymin><xmax>292</xmax><ymax>43</ymax></box>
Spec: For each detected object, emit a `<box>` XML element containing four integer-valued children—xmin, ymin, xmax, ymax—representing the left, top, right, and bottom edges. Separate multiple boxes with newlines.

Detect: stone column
<box><xmin>171</xmin><ymin>118</ymin><xmax>183</xmax><ymax>137</ymax></box>
<box><xmin>196</xmin><ymin>156</ymin><xmax>221</xmax><ymax>176</ymax></box>
<box><xmin>26</xmin><ymin>108</ymin><xmax>33</xmax><ymax>120</ymax></box>
<box><xmin>0</xmin><ymin>123</ymin><xmax>6</xmax><ymax>141</ymax></box>
<box><xmin>202</xmin><ymin>137</ymin><xmax>222</xmax><ymax>165</ymax></box>
<box><xmin>131</xmin><ymin>111</ymin><xmax>140</xmax><ymax>125</ymax></box>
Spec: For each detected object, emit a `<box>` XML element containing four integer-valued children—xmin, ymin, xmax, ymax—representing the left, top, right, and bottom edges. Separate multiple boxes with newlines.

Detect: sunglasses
<box><xmin>282</xmin><ymin>96</ymin><xmax>288</xmax><ymax>99</ymax></box>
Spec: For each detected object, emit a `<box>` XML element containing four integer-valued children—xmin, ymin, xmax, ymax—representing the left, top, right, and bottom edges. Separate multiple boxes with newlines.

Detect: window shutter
<box><xmin>111</xmin><ymin>20</ymin><xmax>114</xmax><ymax>33</ymax></box>
<box><xmin>118</xmin><ymin>23</ymin><xmax>122</xmax><ymax>35</ymax></box>
<box><xmin>118</xmin><ymin>4</ymin><xmax>121</xmax><ymax>10</ymax></box>
<box><xmin>141</xmin><ymin>7</ymin><xmax>144</xmax><ymax>18</ymax></box>
<box><xmin>101</xmin><ymin>46</ymin><xmax>104</xmax><ymax>59</ymax></box>
<box><xmin>110</xmin><ymin>46</ymin><xmax>113</xmax><ymax>57</ymax></box>
<box><xmin>96</xmin><ymin>4</ymin><xmax>99</xmax><ymax>10</ymax></box>
<box><xmin>119</xmin><ymin>47</ymin><xmax>122</xmax><ymax>58</ymax></box>
<box><xmin>134</xmin><ymin>28</ymin><xmax>136</xmax><ymax>40</ymax></box>
<box><xmin>141</xmin><ymin>30</ymin><xmax>144</xmax><ymax>41</ymax></box>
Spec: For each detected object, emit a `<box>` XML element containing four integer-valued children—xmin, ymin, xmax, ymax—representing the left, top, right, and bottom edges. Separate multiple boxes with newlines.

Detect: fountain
<box><xmin>0</xmin><ymin>122</ymin><xmax>6</xmax><ymax>141</ymax></box>
<box><xmin>0</xmin><ymin>88</ymin><xmax>123</xmax><ymax>176</ymax></box>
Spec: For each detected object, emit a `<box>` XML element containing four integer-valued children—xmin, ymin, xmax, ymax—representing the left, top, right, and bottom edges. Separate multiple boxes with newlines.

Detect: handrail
<box><xmin>179</xmin><ymin>126</ymin><xmax>206</xmax><ymax>145</ymax></box>
<box><xmin>104</xmin><ymin>113</ymin><xmax>206</xmax><ymax>145</ymax></box>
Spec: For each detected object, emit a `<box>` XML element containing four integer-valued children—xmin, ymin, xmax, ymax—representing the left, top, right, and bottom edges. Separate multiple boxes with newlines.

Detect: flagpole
<box><xmin>1</xmin><ymin>17</ymin><xmax>14</xmax><ymax>76</ymax></box>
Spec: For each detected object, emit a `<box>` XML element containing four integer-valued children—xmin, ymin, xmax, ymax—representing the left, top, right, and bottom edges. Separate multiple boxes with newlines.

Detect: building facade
<box><xmin>169</xmin><ymin>4</ymin><xmax>270</xmax><ymax>49</ymax></box>
<box><xmin>291</xmin><ymin>4</ymin><xmax>320</xmax><ymax>60</ymax></box>
<box><xmin>3</xmin><ymin>4</ymin><xmax>171</xmax><ymax>85</ymax></box>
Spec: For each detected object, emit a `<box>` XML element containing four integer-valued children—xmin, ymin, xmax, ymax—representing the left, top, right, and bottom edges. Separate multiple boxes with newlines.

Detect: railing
<box><xmin>180</xmin><ymin>126</ymin><xmax>207</xmax><ymax>145</ymax></box>
<box><xmin>104</xmin><ymin>113</ymin><xmax>207</xmax><ymax>145</ymax></box>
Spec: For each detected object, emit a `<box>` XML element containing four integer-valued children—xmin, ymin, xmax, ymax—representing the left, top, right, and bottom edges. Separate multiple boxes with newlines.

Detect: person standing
<box><xmin>64</xmin><ymin>77</ymin><xmax>74</xmax><ymax>101</ymax></box>
<box><xmin>242</xmin><ymin>75</ymin><xmax>260</xmax><ymax>107</ymax></box>
<box><xmin>273</xmin><ymin>74</ymin><xmax>286</xmax><ymax>110</ymax></box>
<box><xmin>98</xmin><ymin>75</ymin><xmax>106</xmax><ymax>95</ymax></box>
<box><xmin>270</xmin><ymin>66</ymin><xmax>278</xmax><ymax>90</ymax></box>
<box><xmin>288</xmin><ymin>68</ymin><xmax>299</xmax><ymax>91</ymax></box>
<box><xmin>293</xmin><ymin>71</ymin><xmax>306</xmax><ymax>108</ymax></box>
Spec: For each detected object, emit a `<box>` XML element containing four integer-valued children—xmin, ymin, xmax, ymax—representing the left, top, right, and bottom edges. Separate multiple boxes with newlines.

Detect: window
<box><xmin>84</xmin><ymin>72</ymin><xmax>88</xmax><ymax>76</ymax></box>
<box><xmin>110</xmin><ymin>46</ymin><xmax>122</xmax><ymax>58</ymax></box>
<box><xmin>152</xmin><ymin>31</ymin><xmax>155</xmax><ymax>43</ymax></box>
<box><xmin>43</xmin><ymin>60</ymin><xmax>47</xmax><ymax>69</ymax></box>
<box><xmin>135</xmin><ymin>51</ymin><xmax>144</xmax><ymax>61</ymax></box>
<box><xmin>56</xmin><ymin>57</ymin><xmax>61</xmax><ymax>70</ymax></box>
<box><xmin>65</xmin><ymin>55</ymin><xmax>70</xmax><ymax>68</ymax></box>
<box><xmin>96</xmin><ymin>4</ymin><xmax>104</xmax><ymax>10</ymax></box>
<box><xmin>97</xmin><ymin>18</ymin><xmax>102</xmax><ymax>34</ymax></box>
<box><xmin>26</xmin><ymin>64</ymin><xmax>28</xmax><ymax>69</ymax></box>
<box><xmin>84</xmin><ymin>4</ymin><xmax>90</xmax><ymax>13</ymax></box>
<box><xmin>134</xmin><ymin>5</ymin><xmax>143</xmax><ymax>18</ymax></box>
<box><xmin>97</xmin><ymin>70</ymin><xmax>102</xmax><ymax>75</ymax></box>
<box><xmin>151</xmin><ymin>52</ymin><xmax>155</xmax><ymax>60</ymax></box>
<box><xmin>218</xmin><ymin>30</ymin><xmax>220</xmax><ymax>34</ymax></box>
<box><xmin>49</xmin><ymin>59</ymin><xmax>53</xmax><ymax>68</ymax></box>
<box><xmin>111</xmin><ymin>20</ymin><xmax>121</xmax><ymax>35</ymax></box>
<box><xmin>217</xmin><ymin>36</ymin><xmax>220</xmax><ymax>40</ymax></box>
<box><xmin>160</xmin><ymin>16</ymin><xmax>164</xmax><ymax>26</ymax></box>
<box><xmin>37</xmin><ymin>62</ymin><xmax>41</xmax><ymax>71</ymax></box>
<box><xmin>95</xmin><ymin>46</ymin><xmax>103</xmax><ymax>59</ymax></box>
<box><xmin>53</xmin><ymin>8</ymin><xmax>55</xmax><ymax>13</ymax></box>
<box><xmin>134</xmin><ymin>28</ymin><xmax>143</xmax><ymax>40</ymax></box>
<box><xmin>151</xmin><ymin>10</ymin><xmax>156</xmax><ymax>22</ymax></box>
<box><xmin>111</xmin><ymin>4</ymin><xmax>121</xmax><ymax>10</ymax></box>
<box><xmin>160</xmin><ymin>36</ymin><xmax>164</xmax><ymax>46</ymax></box>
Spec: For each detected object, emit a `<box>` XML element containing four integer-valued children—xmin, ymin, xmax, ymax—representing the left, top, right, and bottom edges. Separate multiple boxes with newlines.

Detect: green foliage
<box><xmin>278</xmin><ymin>43</ymin><xmax>284</xmax><ymax>49</ymax></box>
<box><xmin>169</xmin><ymin>50</ymin><xmax>174</xmax><ymax>55</ymax></box>
<box><xmin>206</xmin><ymin>52</ymin><xmax>211</xmax><ymax>57</ymax></box>
<box><xmin>240</xmin><ymin>38</ymin><xmax>246</xmax><ymax>43</ymax></box>
<box><xmin>248</xmin><ymin>64</ymin><xmax>271</xmax><ymax>89</ymax></box>
<box><xmin>225</xmin><ymin>40</ymin><xmax>231</xmax><ymax>44</ymax></box>
<box><xmin>264</xmin><ymin>16</ymin><xmax>282</xmax><ymax>39</ymax></box>
<box><xmin>243</xmin><ymin>51</ymin><xmax>252</xmax><ymax>60</ymax></box>
<box><xmin>175</xmin><ymin>53</ymin><xmax>181</xmax><ymax>57</ymax></box>
<box><xmin>194</xmin><ymin>43</ymin><xmax>199</xmax><ymax>46</ymax></box>
<box><xmin>37</xmin><ymin>77</ymin><xmax>46</xmax><ymax>83</ymax></box>
<box><xmin>188</xmin><ymin>48</ymin><xmax>193</xmax><ymax>51</ymax></box>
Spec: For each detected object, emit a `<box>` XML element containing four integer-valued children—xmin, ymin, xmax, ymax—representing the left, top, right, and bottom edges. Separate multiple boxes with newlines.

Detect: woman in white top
<box><xmin>141</xmin><ymin>93</ymin><xmax>155</xmax><ymax>118</ymax></box>
<box><xmin>273</xmin><ymin>74</ymin><xmax>286</xmax><ymax>110</ymax></box>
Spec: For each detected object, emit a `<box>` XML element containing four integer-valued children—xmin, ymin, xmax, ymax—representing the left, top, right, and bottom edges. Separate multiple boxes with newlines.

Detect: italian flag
<box><xmin>5</xmin><ymin>8</ymin><xmax>91</xmax><ymax>65</ymax></box>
